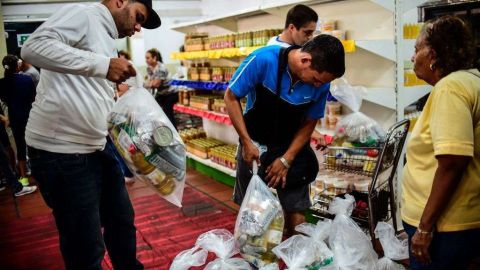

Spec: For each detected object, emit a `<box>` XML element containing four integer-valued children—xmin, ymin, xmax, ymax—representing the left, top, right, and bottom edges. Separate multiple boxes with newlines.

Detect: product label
<box><xmin>118</xmin><ymin>129</ymin><xmax>134</xmax><ymax>153</ymax></box>
<box><xmin>146</xmin><ymin>154</ymin><xmax>185</xmax><ymax>180</ymax></box>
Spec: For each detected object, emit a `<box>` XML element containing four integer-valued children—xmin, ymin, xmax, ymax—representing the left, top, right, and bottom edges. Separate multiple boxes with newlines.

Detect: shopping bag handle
<box><xmin>252</xmin><ymin>160</ymin><xmax>258</xmax><ymax>175</ymax></box>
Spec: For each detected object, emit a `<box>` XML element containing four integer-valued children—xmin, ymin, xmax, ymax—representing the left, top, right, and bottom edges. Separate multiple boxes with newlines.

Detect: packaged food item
<box><xmin>108</xmin><ymin>86</ymin><xmax>186</xmax><ymax>207</ymax></box>
<box><xmin>333</xmin><ymin>179</ymin><xmax>349</xmax><ymax>195</ymax></box>
<box><xmin>295</xmin><ymin>220</ymin><xmax>335</xmax><ymax>268</ymax></box>
<box><xmin>332</xmin><ymin>30</ymin><xmax>346</xmax><ymax>40</ymax></box>
<box><xmin>354</xmin><ymin>180</ymin><xmax>371</xmax><ymax>193</ymax></box>
<box><xmin>374</xmin><ymin>222</ymin><xmax>408</xmax><ymax>270</ymax></box>
<box><xmin>235</xmin><ymin>161</ymin><xmax>284</xmax><ymax>268</ymax></box>
<box><xmin>321</xmin><ymin>20</ymin><xmax>336</xmax><ymax>32</ymax></box>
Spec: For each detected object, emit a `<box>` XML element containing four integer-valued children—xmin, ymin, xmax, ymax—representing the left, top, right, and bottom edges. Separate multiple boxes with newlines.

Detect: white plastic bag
<box><xmin>328</xmin><ymin>194</ymin><xmax>378</xmax><ymax>269</ymax></box>
<box><xmin>234</xmin><ymin>161</ymin><xmax>284</xmax><ymax>268</ymax></box>
<box><xmin>108</xmin><ymin>85</ymin><xmax>186</xmax><ymax>207</ymax></box>
<box><xmin>295</xmin><ymin>220</ymin><xmax>334</xmax><ymax>268</ymax></box>
<box><xmin>330</xmin><ymin>78</ymin><xmax>385</xmax><ymax>145</ymax></box>
<box><xmin>169</xmin><ymin>247</ymin><xmax>208</xmax><ymax>270</ymax></box>
<box><xmin>259</xmin><ymin>263</ymin><xmax>279</xmax><ymax>270</ymax></box>
<box><xmin>272</xmin><ymin>235</ymin><xmax>316</xmax><ymax>270</ymax></box>
<box><xmin>374</xmin><ymin>222</ymin><xmax>408</xmax><ymax>270</ymax></box>
<box><xmin>196</xmin><ymin>229</ymin><xmax>252</xmax><ymax>270</ymax></box>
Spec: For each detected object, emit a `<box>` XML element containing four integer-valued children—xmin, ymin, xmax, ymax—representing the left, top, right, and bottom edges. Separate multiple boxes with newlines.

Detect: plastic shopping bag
<box><xmin>108</xmin><ymin>85</ymin><xmax>186</xmax><ymax>207</ymax></box>
<box><xmin>259</xmin><ymin>263</ymin><xmax>279</xmax><ymax>270</ymax></box>
<box><xmin>195</xmin><ymin>229</ymin><xmax>251</xmax><ymax>270</ymax></box>
<box><xmin>169</xmin><ymin>247</ymin><xmax>208</xmax><ymax>270</ymax></box>
<box><xmin>272</xmin><ymin>235</ymin><xmax>317</xmax><ymax>270</ymax></box>
<box><xmin>374</xmin><ymin>222</ymin><xmax>408</xmax><ymax>270</ymax></box>
<box><xmin>330</xmin><ymin>78</ymin><xmax>385</xmax><ymax>146</ymax></box>
<box><xmin>295</xmin><ymin>220</ymin><xmax>334</xmax><ymax>268</ymax></box>
<box><xmin>234</xmin><ymin>161</ymin><xmax>284</xmax><ymax>268</ymax></box>
<box><xmin>328</xmin><ymin>194</ymin><xmax>378</xmax><ymax>269</ymax></box>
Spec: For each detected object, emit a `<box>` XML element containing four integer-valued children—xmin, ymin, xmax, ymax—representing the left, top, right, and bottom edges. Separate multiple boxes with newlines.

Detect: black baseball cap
<box><xmin>137</xmin><ymin>0</ymin><xmax>161</xmax><ymax>29</ymax></box>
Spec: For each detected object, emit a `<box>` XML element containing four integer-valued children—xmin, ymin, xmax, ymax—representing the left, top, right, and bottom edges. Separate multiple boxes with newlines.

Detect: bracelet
<box><xmin>417</xmin><ymin>228</ymin><xmax>433</xmax><ymax>237</ymax></box>
<box><xmin>279</xmin><ymin>156</ymin><xmax>291</xmax><ymax>169</ymax></box>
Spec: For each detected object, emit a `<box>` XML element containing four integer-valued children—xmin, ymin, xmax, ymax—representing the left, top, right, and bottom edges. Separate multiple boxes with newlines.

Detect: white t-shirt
<box><xmin>267</xmin><ymin>35</ymin><xmax>291</xmax><ymax>48</ymax></box>
<box><xmin>21</xmin><ymin>3</ymin><xmax>118</xmax><ymax>153</ymax></box>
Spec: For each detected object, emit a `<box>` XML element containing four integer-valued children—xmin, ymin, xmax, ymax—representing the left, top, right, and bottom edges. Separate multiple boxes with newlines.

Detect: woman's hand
<box><xmin>411</xmin><ymin>229</ymin><xmax>433</xmax><ymax>265</ymax></box>
<box><xmin>266</xmin><ymin>158</ymin><xmax>288</xmax><ymax>188</ymax></box>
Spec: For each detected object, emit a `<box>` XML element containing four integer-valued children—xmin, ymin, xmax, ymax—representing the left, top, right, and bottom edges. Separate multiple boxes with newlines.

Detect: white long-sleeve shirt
<box><xmin>22</xmin><ymin>3</ymin><xmax>118</xmax><ymax>153</ymax></box>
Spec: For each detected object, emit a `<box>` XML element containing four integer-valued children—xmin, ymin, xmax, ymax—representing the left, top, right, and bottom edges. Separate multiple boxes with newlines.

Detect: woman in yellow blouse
<box><xmin>402</xmin><ymin>15</ymin><xmax>480</xmax><ymax>270</ymax></box>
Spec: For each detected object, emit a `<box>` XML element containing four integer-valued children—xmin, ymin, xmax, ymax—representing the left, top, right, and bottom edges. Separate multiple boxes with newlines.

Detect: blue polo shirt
<box><xmin>228</xmin><ymin>45</ymin><xmax>330</xmax><ymax>120</ymax></box>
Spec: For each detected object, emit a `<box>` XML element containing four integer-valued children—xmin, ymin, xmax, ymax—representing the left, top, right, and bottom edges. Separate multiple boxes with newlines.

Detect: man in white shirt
<box><xmin>267</xmin><ymin>4</ymin><xmax>318</xmax><ymax>48</ymax></box>
<box><xmin>21</xmin><ymin>1</ymin><xmax>161</xmax><ymax>269</ymax></box>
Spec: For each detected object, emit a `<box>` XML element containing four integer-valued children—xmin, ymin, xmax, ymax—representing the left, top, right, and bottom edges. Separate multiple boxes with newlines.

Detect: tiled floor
<box><xmin>0</xmin><ymin>167</ymin><xmax>238</xmax><ymax>225</ymax></box>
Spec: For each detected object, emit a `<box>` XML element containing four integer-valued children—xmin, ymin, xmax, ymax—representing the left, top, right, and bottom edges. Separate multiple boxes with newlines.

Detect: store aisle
<box><xmin>0</xmin><ymin>169</ymin><xmax>239</xmax><ymax>270</ymax></box>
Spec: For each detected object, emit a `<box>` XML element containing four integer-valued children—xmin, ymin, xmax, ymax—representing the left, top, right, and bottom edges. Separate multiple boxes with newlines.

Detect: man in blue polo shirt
<box><xmin>224</xmin><ymin>35</ymin><xmax>345</xmax><ymax>236</ymax></box>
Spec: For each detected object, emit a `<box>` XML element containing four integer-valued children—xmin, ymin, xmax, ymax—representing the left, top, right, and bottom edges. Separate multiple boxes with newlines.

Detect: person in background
<box><xmin>144</xmin><ymin>48</ymin><xmax>178</xmax><ymax>127</ymax></box>
<box><xmin>0</xmin><ymin>55</ymin><xmax>36</xmax><ymax>188</ymax></box>
<box><xmin>19</xmin><ymin>58</ymin><xmax>40</xmax><ymax>87</ymax></box>
<box><xmin>267</xmin><ymin>4</ymin><xmax>318</xmax><ymax>48</ymax></box>
<box><xmin>402</xmin><ymin>15</ymin><xmax>480</xmax><ymax>270</ymax></box>
<box><xmin>20</xmin><ymin>0</ymin><xmax>161</xmax><ymax>269</ymax></box>
<box><xmin>225</xmin><ymin>35</ymin><xmax>345</xmax><ymax>236</ymax></box>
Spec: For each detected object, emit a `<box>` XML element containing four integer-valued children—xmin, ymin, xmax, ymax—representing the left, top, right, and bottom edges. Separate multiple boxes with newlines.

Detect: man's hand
<box><xmin>266</xmin><ymin>158</ymin><xmax>289</xmax><ymax>188</ymax></box>
<box><xmin>107</xmin><ymin>58</ymin><xmax>136</xmax><ymax>83</ymax></box>
<box><xmin>242</xmin><ymin>141</ymin><xmax>260</xmax><ymax>168</ymax></box>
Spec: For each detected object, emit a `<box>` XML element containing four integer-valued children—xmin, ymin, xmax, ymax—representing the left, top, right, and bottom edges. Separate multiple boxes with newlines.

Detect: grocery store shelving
<box><xmin>174</xmin><ymin>104</ymin><xmax>232</xmax><ymax>125</ymax></box>
<box><xmin>170</xmin><ymin>40</ymin><xmax>355</xmax><ymax>60</ymax></box>
<box><xmin>171</xmin><ymin>0</ymin><xmax>393</xmax><ymax>33</ymax></box>
<box><xmin>170</xmin><ymin>80</ymin><xmax>229</xmax><ymax>91</ymax></box>
<box><xmin>356</xmin><ymin>40</ymin><xmax>395</xmax><ymax>62</ymax></box>
<box><xmin>364</xmin><ymin>87</ymin><xmax>396</xmax><ymax>110</ymax></box>
<box><xmin>186</xmin><ymin>152</ymin><xmax>236</xmax><ymax>177</ymax></box>
<box><xmin>399</xmin><ymin>85</ymin><xmax>432</xmax><ymax>110</ymax></box>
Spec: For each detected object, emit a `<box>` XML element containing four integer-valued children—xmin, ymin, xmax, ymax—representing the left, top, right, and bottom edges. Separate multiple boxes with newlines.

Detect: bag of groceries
<box><xmin>108</xmin><ymin>76</ymin><xmax>186</xmax><ymax>207</ymax></box>
<box><xmin>374</xmin><ymin>222</ymin><xmax>408</xmax><ymax>270</ymax></box>
<box><xmin>234</xmin><ymin>161</ymin><xmax>284</xmax><ymax>268</ymax></box>
<box><xmin>195</xmin><ymin>229</ymin><xmax>251</xmax><ymax>270</ymax></box>
<box><xmin>169</xmin><ymin>247</ymin><xmax>208</xmax><ymax>270</ymax></box>
<box><xmin>330</xmin><ymin>78</ymin><xmax>385</xmax><ymax>146</ymax></box>
<box><xmin>272</xmin><ymin>235</ymin><xmax>316</xmax><ymax>270</ymax></box>
<box><xmin>295</xmin><ymin>220</ymin><xmax>335</xmax><ymax>268</ymax></box>
<box><xmin>328</xmin><ymin>194</ymin><xmax>378</xmax><ymax>269</ymax></box>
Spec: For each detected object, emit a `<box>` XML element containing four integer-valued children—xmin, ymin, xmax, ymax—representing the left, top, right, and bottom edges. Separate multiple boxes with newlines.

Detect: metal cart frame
<box><xmin>311</xmin><ymin>119</ymin><xmax>410</xmax><ymax>238</ymax></box>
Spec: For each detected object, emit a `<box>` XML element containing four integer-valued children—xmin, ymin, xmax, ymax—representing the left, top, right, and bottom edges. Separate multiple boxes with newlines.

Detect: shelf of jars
<box><xmin>174</xmin><ymin>104</ymin><xmax>232</xmax><ymax>125</ymax></box>
<box><xmin>171</xmin><ymin>40</ymin><xmax>356</xmax><ymax>60</ymax></box>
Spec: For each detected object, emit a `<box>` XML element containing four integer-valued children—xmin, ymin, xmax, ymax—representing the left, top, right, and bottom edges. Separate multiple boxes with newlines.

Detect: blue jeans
<box><xmin>28</xmin><ymin>139</ymin><xmax>143</xmax><ymax>270</ymax></box>
<box><xmin>403</xmin><ymin>221</ymin><xmax>480</xmax><ymax>270</ymax></box>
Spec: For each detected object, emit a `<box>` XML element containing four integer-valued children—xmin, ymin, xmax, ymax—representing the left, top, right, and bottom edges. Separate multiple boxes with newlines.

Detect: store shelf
<box><xmin>399</xmin><ymin>85</ymin><xmax>432</xmax><ymax>109</ymax></box>
<box><xmin>171</xmin><ymin>0</ymin><xmax>394</xmax><ymax>33</ymax></box>
<box><xmin>187</xmin><ymin>152</ymin><xmax>236</xmax><ymax>177</ymax></box>
<box><xmin>170</xmin><ymin>80</ymin><xmax>228</xmax><ymax>91</ymax></box>
<box><xmin>356</xmin><ymin>40</ymin><xmax>396</xmax><ymax>62</ymax></box>
<box><xmin>364</xmin><ymin>87</ymin><xmax>396</xmax><ymax>110</ymax></box>
<box><xmin>171</xmin><ymin>40</ymin><xmax>356</xmax><ymax>60</ymax></box>
<box><xmin>174</xmin><ymin>104</ymin><xmax>232</xmax><ymax>125</ymax></box>
<box><xmin>171</xmin><ymin>46</ymin><xmax>262</xmax><ymax>60</ymax></box>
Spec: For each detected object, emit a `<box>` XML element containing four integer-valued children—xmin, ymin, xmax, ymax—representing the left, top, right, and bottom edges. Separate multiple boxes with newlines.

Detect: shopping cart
<box><xmin>311</xmin><ymin>119</ymin><xmax>410</xmax><ymax>238</ymax></box>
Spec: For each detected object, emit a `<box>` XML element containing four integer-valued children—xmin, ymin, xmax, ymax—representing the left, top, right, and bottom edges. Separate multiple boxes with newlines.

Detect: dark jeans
<box><xmin>28</xmin><ymin>140</ymin><xmax>143</xmax><ymax>270</ymax></box>
<box><xmin>403</xmin><ymin>221</ymin><xmax>480</xmax><ymax>270</ymax></box>
<box><xmin>155</xmin><ymin>92</ymin><xmax>179</xmax><ymax>128</ymax></box>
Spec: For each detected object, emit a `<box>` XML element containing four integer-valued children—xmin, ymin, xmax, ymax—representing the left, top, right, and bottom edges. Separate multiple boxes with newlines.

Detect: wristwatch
<box><xmin>279</xmin><ymin>156</ymin><xmax>291</xmax><ymax>169</ymax></box>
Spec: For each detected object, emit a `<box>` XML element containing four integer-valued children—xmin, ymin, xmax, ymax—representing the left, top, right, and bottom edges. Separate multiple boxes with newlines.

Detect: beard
<box><xmin>115</xmin><ymin>8</ymin><xmax>132</xmax><ymax>38</ymax></box>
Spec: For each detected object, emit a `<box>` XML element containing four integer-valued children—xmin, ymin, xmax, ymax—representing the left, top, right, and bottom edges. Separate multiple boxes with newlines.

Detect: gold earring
<box><xmin>429</xmin><ymin>63</ymin><xmax>435</xmax><ymax>71</ymax></box>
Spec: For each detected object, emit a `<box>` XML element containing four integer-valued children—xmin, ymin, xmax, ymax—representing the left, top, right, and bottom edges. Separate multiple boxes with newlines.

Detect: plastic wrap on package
<box><xmin>108</xmin><ymin>88</ymin><xmax>186</xmax><ymax>207</ymax></box>
<box><xmin>234</xmin><ymin>161</ymin><xmax>284</xmax><ymax>268</ymax></box>
<box><xmin>259</xmin><ymin>263</ymin><xmax>279</xmax><ymax>270</ymax></box>
<box><xmin>195</xmin><ymin>229</ymin><xmax>251</xmax><ymax>270</ymax></box>
<box><xmin>328</xmin><ymin>195</ymin><xmax>378</xmax><ymax>269</ymax></box>
<box><xmin>295</xmin><ymin>220</ymin><xmax>335</xmax><ymax>268</ymax></box>
<box><xmin>169</xmin><ymin>247</ymin><xmax>207</xmax><ymax>270</ymax></box>
<box><xmin>330</xmin><ymin>78</ymin><xmax>385</xmax><ymax>145</ymax></box>
<box><xmin>374</xmin><ymin>222</ymin><xmax>408</xmax><ymax>270</ymax></box>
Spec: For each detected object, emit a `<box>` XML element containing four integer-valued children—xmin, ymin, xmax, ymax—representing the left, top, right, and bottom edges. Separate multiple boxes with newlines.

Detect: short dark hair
<box><xmin>422</xmin><ymin>15</ymin><xmax>476</xmax><ymax>77</ymax></box>
<box><xmin>2</xmin><ymin>54</ymin><xmax>19</xmax><ymax>77</ymax></box>
<box><xmin>147</xmin><ymin>48</ymin><xmax>163</xmax><ymax>63</ymax></box>
<box><xmin>301</xmin><ymin>34</ymin><xmax>345</xmax><ymax>78</ymax></box>
<box><xmin>118</xmin><ymin>50</ymin><xmax>131</xmax><ymax>60</ymax></box>
<box><xmin>285</xmin><ymin>4</ymin><xmax>318</xmax><ymax>30</ymax></box>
